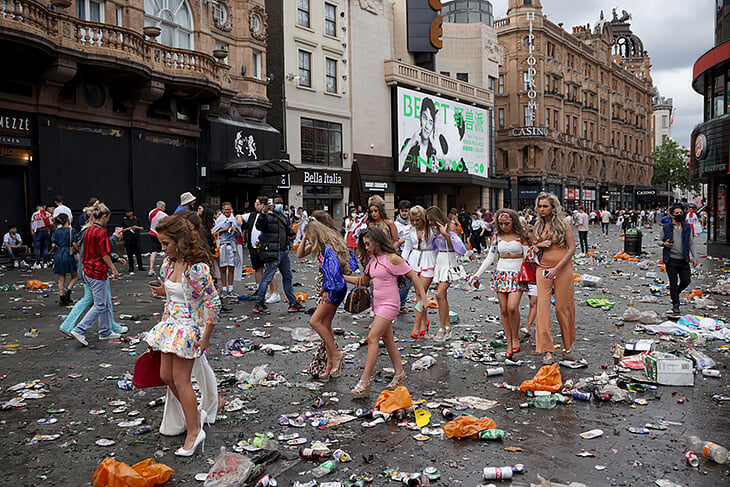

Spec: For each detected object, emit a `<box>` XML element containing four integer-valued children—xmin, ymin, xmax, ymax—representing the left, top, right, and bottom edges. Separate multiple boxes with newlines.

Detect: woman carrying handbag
<box><xmin>147</xmin><ymin>215</ymin><xmax>221</xmax><ymax>457</ymax></box>
<box><xmin>469</xmin><ymin>209</ymin><xmax>535</xmax><ymax>358</ymax></box>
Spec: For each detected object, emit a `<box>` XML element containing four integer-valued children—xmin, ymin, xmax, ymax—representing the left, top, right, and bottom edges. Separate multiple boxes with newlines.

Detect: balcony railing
<box><xmin>384</xmin><ymin>60</ymin><xmax>492</xmax><ymax>106</ymax></box>
<box><xmin>494</xmin><ymin>17</ymin><xmax>510</xmax><ymax>28</ymax></box>
<box><xmin>0</xmin><ymin>0</ymin><xmax>227</xmax><ymax>84</ymax></box>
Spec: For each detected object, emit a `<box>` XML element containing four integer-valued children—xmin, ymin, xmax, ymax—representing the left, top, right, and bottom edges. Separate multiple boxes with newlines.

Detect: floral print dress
<box><xmin>145</xmin><ymin>258</ymin><xmax>221</xmax><ymax>359</ymax></box>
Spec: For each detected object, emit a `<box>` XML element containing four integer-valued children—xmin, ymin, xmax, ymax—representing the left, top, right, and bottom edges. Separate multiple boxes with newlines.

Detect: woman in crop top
<box><xmin>344</xmin><ymin>227</ymin><xmax>428</xmax><ymax>398</ymax></box>
<box><xmin>469</xmin><ymin>209</ymin><xmax>534</xmax><ymax>358</ymax></box>
<box><xmin>402</xmin><ymin>205</ymin><xmax>437</xmax><ymax>338</ymax></box>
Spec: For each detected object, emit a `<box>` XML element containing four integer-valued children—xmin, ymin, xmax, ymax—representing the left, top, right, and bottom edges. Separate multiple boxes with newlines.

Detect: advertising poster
<box><xmin>718</xmin><ymin>184</ymin><xmax>726</xmax><ymax>241</ymax></box>
<box><xmin>395</xmin><ymin>86</ymin><xmax>488</xmax><ymax>178</ymax></box>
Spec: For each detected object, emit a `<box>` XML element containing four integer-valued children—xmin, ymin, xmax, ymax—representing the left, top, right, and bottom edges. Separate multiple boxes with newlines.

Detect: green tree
<box><xmin>651</xmin><ymin>138</ymin><xmax>699</xmax><ymax>193</ymax></box>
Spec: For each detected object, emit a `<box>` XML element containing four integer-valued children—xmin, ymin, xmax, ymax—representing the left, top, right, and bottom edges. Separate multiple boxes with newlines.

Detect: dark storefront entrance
<box><xmin>0</xmin><ymin>111</ymin><xmax>32</xmax><ymax>238</ymax></box>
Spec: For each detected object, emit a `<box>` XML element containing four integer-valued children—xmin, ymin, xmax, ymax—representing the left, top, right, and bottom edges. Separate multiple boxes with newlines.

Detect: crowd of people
<box><xmin>0</xmin><ymin>189</ymin><xmax>705</xmax><ymax>458</ymax></box>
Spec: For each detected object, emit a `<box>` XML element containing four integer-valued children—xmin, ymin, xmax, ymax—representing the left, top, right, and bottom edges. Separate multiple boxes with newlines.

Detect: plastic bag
<box><xmin>580</xmin><ymin>274</ymin><xmax>602</xmax><ymax>287</ymax></box>
<box><xmin>93</xmin><ymin>457</ymin><xmax>173</xmax><ymax>487</ymax></box>
<box><xmin>519</xmin><ymin>363</ymin><xmax>562</xmax><ymax>393</ymax></box>
<box><xmin>639</xmin><ymin>311</ymin><xmax>659</xmax><ymax>324</ymax></box>
<box><xmin>204</xmin><ymin>447</ymin><xmax>255</xmax><ymax>487</ymax></box>
<box><xmin>622</xmin><ymin>306</ymin><xmax>642</xmax><ymax>322</ymax></box>
<box><xmin>375</xmin><ymin>386</ymin><xmax>412</xmax><ymax>414</ymax></box>
<box><xmin>411</xmin><ymin>355</ymin><xmax>436</xmax><ymax>371</ymax></box>
<box><xmin>26</xmin><ymin>280</ymin><xmax>48</xmax><ymax>289</ymax></box>
<box><xmin>291</xmin><ymin>328</ymin><xmax>319</xmax><ymax>342</ymax></box>
<box><xmin>235</xmin><ymin>364</ymin><xmax>269</xmax><ymax>384</ymax></box>
<box><xmin>443</xmin><ymin>416</ymin><xmax>497</xmax><ymax>438</ymax></box>
<box><xmin>294</xmin><ymin>292</ymin><xmax>308</xmax><ymax>303</ymax></box>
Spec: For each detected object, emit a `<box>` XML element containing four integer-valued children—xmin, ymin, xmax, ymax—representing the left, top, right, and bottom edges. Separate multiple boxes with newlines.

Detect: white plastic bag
<box><xmin>581</xmin><ymin>274</ymin><xmax>602</xmax><ymax>287</ymax></box>
<box><xmin>622</xmin><ymin>307</ymin><xmax>642</xmax><ymax>322</ymax></box>
<box><xmin>204</xmin><ymin>447</ymin><xmax>254</xmax><ymax>487</ymax></box>
<box><xmin>639</xmin><ymin>311</ymin><xmax>660</xmax><ymax>324</ymax></box>
<box><xmin>411</xmin><ymin>355</ymin><xmax>436</xmax><ymax>371</ymax></box>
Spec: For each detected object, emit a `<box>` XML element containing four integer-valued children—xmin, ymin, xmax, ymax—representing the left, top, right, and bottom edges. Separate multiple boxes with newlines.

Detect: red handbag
<box><xmin>132</xmin><ymin>350</ymin><xmax>165</xmax><ymax>388</ymax></box>
<box><xmin>519</xmin><ymin>261</ymin><xmax>537</xmax><ymax>283</ymax></box>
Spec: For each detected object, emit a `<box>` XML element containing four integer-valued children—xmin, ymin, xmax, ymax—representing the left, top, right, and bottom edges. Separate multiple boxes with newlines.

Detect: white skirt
<box><xmin>432</xmin><ymin>252</ymin><xmax>456</xmax><ymax>283</ymax></box>
<box><xmin>406</xmin><ymin>249</ymin><xmax>437</xmax><ymax>279</ymax></box>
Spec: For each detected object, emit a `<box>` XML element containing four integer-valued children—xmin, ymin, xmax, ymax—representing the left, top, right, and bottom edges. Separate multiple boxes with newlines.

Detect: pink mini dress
<box><xmin>365</xmin><ymin>253</ymin><xmax>412</xmax><ymax>321</ymax></box>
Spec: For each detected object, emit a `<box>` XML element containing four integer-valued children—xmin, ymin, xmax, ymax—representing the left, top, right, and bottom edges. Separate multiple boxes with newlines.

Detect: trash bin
<box><xmin>624</xmin><ymin>229</ymin><xmax>642</xmax><ymax>255</ymax></box>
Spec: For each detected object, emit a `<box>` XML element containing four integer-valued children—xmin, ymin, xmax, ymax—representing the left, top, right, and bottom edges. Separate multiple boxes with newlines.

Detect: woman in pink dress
<box><xmin>345</xmin><ymin>227</ymin><xmax>428</xmax><ymax>397</ymax></box>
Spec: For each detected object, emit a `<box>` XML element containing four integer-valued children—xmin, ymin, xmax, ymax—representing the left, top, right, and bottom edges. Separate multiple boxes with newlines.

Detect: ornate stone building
<box><xmin>494</xmin><ymin>0</ymin><xmax>654</xmax><ymax>211</ymax></box>
<box><xmin>0</xmin><ymin>0</ymin><xmax>278</xmax><ymax>236</ymax></box>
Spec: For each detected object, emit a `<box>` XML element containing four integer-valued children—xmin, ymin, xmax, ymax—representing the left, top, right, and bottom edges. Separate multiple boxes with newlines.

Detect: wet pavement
<box><xmin>0</xmin><ymin>224</ymin><xmax>728</xmax><ymax>487</ymax></box>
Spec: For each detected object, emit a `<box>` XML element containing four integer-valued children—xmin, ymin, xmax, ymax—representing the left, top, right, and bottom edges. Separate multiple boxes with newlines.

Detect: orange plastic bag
<box><xmin>375</xmin><ymin>386</ymin><xmax>412</xmax><ymax>414</ymax></box>
<box><xmin>573</xmin><ymin>273</ymin><xmax>581</xmax><ymax>282</ymax></box>
<box><xmin>443</xmin><ymin>416</ymin><xmax>497</xmax><ymax>438</ymax></box>
<box><xmin>292</xmin><ymin>243</ymin><xmax>300</xmax><ymax>250</ymax></box>
<box><xmin>242</xmin><ymin>267</ymin><xmax>254</xmax><ymax>275</ymax></box>
<box><xmin>26</xmin><ymin>280</ymin><xmax>48</xmax><ymax>289</ymax></box>
<box><xmin>92</xmin><ymin>457</ymin><xmax>174</xmax><ymax>487</ymax></box>
<box><xmin>586</xmin><ymin>251</ymin><xmax>595</xmax><ymax>257</ymax></box>
<box><xmin>684</xmin><ymin>289</ymin><xmax>702</xmax><ymax>299</ymax></box>
<box><xmin>519</xmin><ymin>363</ymin><xmax>562</xmax><ymax>393</ymax></box>
<box><xmin>427</xmin><ymin>295</ymin><xmax>438</xmax><ymax>309</ymax></box>
<box><xmin>295</xmin><ymin>292</ymin><xmax>308</xmax><ymax>303</ymax></box>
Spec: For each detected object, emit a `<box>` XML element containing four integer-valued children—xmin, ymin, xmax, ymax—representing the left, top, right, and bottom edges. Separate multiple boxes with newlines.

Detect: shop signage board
<box><xmin>396</xmin><ymin>86</ymin><xmax>489</xmax><ymax>178</ymax></box>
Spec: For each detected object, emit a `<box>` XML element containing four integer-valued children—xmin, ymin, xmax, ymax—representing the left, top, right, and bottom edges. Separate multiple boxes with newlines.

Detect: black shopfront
<box><xmin>517</xmin><ymin>175</ymin><xmax>542</xmax><ymax>211</ymax></box>
<box><xmin>200</xmin><ymin>116</ymin><xmax>294</xmax><ymax>211</ymax></box>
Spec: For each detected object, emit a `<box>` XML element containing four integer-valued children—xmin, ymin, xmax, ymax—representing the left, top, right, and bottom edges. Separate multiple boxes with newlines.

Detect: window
<box><xmin>523</xmin><ymin>72</ymin><xmax>530</xmax><ymax>91</ymax></box>
<box><xmin>554</xmin><ymin>110</ymin><xmax>558</xmax><ymax>129</ymax></box>
<box><xmin>498</xmin><ymin>74</ymin><xmax>504</xmax><ymax>94</ymax></box>
<box><xmin>144</xmin><ymin>0</ymin><xmax>193</xmax><ymax>49</ymax></box>
<box><xmin>298</xmin><ymin>50</ymin><xmax>311</xmax><ymax>87</ymax></box>
<box><xmin>545</xmin><ymin>108</ymin><xmax>550</xmax><ymax>126</ymax></box>
<box><xmin>565</xmin><ymin>115</ymin><xmax>570</xmax><ymax>133</ymax></box>
<box><xmin>325</xmin><ymin>58</ymin><xmax>337</xmax><ymax>93</ymax></box>
<box><xmin>301</xmin><ymin>118</ymin><xmax>342</xmax><ymax>167</ymax></box>
<box><xmin>522</xmin><ymin>147</ymin><xmax>529</xmax><ymax>168</ymax></box>
<box><xmin>440</xmin><ymin>71</ymin><xmax>451</xmax><ymax>77</ymax></box>
<box><xmin>78</xmin><ymin>0</ymin><xmax>104</xmax><ymax>22</ymax></box>
<box><xmin>662</xmin><ymin>134</ymin><xmax>668</xmax><ymax>144</ymax></box>
<box><xmin>590</xmin><ymin>122</ymin><xmax>594</xmax><ymax>139</ymax></box>
<box><xmin>502</xmin><ymin>150</ymin><xmax>509</xmax><ymax>169</ymax></box>
<box><xmin>297</xmin><ymin>0</ymin><xmax>310</xmax><ymax>28</ymax></box>
<box><xmin>583</xmin><ymin>121</ymin><xmax>587</xmax><ymax>138</ymax></box>
<box><xmin>524</xmin><ymin>106</ymin><xmax>533</xmax><ymax>127</ymax></box>
<box><xmin>572</xmin><ymin>116</ymin><xmax>577</xmax><ymax>135</ymax></box>
<box><xmin>545</xmin><ymin>74</ymin><xmax>550</xmax><ymax>91</ymax></box>
<box><xmin>456</xmin><ymin>73</ymin><xmax>469</xmax><ymax>82</ymax></box>
<box><xmin>661</xmin><ymin>114</ymin><xmax>668</xmax><ymax>128</ymax></box>
<box><xmin>252</xmin><ymin>50</ymin><xmax>262</xmax><ymax>79</ymax></box>
<box><xmin>325</xmin><ymin>3</ymin><xmax>336</xmax><ymax>36</ymax></box>
<box><xmin>565</xmin><ymin>84</ymin><xmax>569</xmax><ymax>98</ymax></box>
<box><xmin>213</xmin><ymin>2</ymin><xmax>226</xmax><ymax>25</ymax></box>
<box><xmin>115</xmin><ymin>6</ymin><xmax>122</xmax><ymax>26</ymax></box>
<box><xmin>488</xmin><ymin>76</ymin><xmax>496</xmax><ymax>92</ymax></box>
<box><xmin>498</xmin><ymin>108</ymin><xmax>504</xmax><ymax>129</ymax></box>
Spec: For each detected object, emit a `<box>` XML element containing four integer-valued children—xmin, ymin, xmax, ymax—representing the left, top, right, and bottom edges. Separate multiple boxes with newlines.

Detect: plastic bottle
<box><xmin>478</xmin><ymin>429</ymin><xmax>504</xmax><ymax>440</ymax></box>
<box><xmin>311</xmin><ymin>460</ymin><xmax>336</xmax><ymax>478</ymax></box>
<box><xmin>527</xmin><ymin>396</ymin><xmax>557</xmax><ymax>409</ymax></box>
<box><xmin>147</xmin><ymin>397</ymin><xmax>166</xmax><ymax>408</ymax></box>
<box><xmin>299</xmin><ymin>447</ymin><xmax>329</xmax><ymax>459</ymax></box>
<box><xmin>686</xmin><ymin>435</ymin><xmax>729</xmax><ymax>464</ymax></box>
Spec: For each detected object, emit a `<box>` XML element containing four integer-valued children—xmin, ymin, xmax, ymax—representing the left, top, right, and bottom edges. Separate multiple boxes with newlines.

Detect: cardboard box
<box><xmin>624</xmin><ymin>339</ymin><xmax>655</xmax><ymax>356</ymax></box>
<box><xmin>643</xmin><ymin>352</ymin><xmax>694</xmax><ymax>386</ymax></box>
<box><xmin>448</xmin><ymin>311</ymin><xmax>459</xmax><ymax>324</ymax></box>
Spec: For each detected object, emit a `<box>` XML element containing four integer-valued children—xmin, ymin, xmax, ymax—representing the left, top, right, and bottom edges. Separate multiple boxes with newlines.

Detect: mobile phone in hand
<box><xmin>542</xmin><ymin>269</ymin><xmax>550</xmax><ymax>278</ymax></box>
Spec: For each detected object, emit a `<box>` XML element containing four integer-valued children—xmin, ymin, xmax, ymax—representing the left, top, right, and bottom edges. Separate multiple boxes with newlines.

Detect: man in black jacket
<box><xmin>253</xmin><ymin>196</ymin><xmax>303</xmax><ymax>314</ymax></box>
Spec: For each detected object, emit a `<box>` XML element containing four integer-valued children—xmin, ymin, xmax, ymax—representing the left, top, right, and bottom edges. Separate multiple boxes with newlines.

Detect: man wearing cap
<box><xmin>176</xmin><ymin>192</ymin><xmax>196</xmax><ymax>214</ymax></box>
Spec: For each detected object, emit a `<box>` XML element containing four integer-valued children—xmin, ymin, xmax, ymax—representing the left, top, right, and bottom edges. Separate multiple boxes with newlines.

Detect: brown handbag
<box><xmin>132</xmin><ymin>350</ymin><xmax>165</xmax><ymax>388</ymax></box>
<box><xmin>344</xmin><ymin>276</ymin><xmax>371</xmax><ymax>314</ymax></box>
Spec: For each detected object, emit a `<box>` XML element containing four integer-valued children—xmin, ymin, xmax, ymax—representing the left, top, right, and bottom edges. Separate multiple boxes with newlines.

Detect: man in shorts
<box><xmin>213</xmin><ymin>202</ymin><xmax>242</xmax><ymax>297</ymax></box>
<box><xmin>148</xmin><ymin>201</ymin><xmax>167</xmax><ymax>276</ymax></box>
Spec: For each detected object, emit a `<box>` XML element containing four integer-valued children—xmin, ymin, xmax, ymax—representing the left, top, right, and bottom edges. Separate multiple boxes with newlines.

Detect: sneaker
<box><xmin>288</xmin><ymin>302</ymin><xmax>305</xmax><ymax>313</ymax></box>
<box><xmin>100</xmin><ymin>332</ymin><xmax>121</xmax><ymax>340</ymax></box>
<box><xmin>43</xmin><ymin>263</ymin><xmax>49</xmax><ymax>269</ymax></box>
<box><xmin>266</xmin><ymin>292</ymin><xmax>281</xmax><ymax>304</ymax></box>
<box><xmin>253</xmin><ymin>303</ymin><xmax>270</xmax><ymax>315</ymax></box>
<box><xmin>148</xmin><ymin>270</ymin><xmax>155</xmax><ymax>277</ymax></box>
<box><xmin>70</xmin><ymin>330</ymin><xmax>88</xmax><ymax>346</ymax></box>
<box><xmin>116</xmin><ymin>326</ymin><xmax>129</xmax><ymax>334</ymax></box>
<box><xmin>13</xmin><ymin>261</ymin><xmax>19</xmax><ymax>268</ymax></box>
<box><xmin>31</xmin><ymin>263</ymin><xmax>41</xmax><ymax>270</ymax></box>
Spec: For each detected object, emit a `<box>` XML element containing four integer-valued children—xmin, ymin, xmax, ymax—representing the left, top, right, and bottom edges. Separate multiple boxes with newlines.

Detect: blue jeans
<box><xmin>60</xmin><ymin>279</ymin><xmax>122</xmax><ymax>335</ymax></box>
<box><xmin>399</xmin><ymin>277</ymin><xmax>413</xmax><ymax>307</ymax></box>
<box><xmin>601</xmin><ymin>223</ymin><xmax>609</xmax><ymax>235</ymax></box>
<box><xmin>72</xmin><ymin>274</ymin><xmax>113</xmax><ymax>337</ymax></box>
<box><xmin>257</xmin><ymin>250</ymin><xmax>296</xmax><ymax>306</ymax></box>
<box><xmin>34</xmin><ymin>230</ymin><xmax>49</xmax><ymax>264</ymax></box>
<box><xmin>3</xmin><ymin>245</ymin><xmax>27</xmax><ymax>263</ymax></box>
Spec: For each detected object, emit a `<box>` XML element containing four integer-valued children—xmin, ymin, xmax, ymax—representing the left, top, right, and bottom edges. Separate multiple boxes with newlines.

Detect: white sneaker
<box><xmin>266</xmin><ymin>292</ymin><xmax>281</xmax><ymax>304</ymax></box>
<box><xmin>100</xmin><ymin>332</ymin><xmax>121</xmax><ymax>340</ymax></box>
<box><xmin>31</xmin><ymin>263</ymin><xmax>41</xmax><ymax>270</ymax></box>
<box><xmin>70</xmin><ymin>330</ymin><xmax>88</xmax><ymax>346</ymax></box>
<box><xmin>13</xmin><ymin>261</ymin><xmax>18</xmax><ymax>268</ymax></box>
<box><xmin>116</xmin><ymin>326</ymin><xmax>129</xmax><ymax>334</ymax></box>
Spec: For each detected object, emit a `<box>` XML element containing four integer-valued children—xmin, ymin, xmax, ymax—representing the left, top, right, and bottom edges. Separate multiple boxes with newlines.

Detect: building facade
<box><xmin>0</xmin><ymin>0</ymin><xmax>278</xmax><ymax>238</ymax></box>
<box><xmin>348</xmin><ymin>0</ymin><xmax>500</xmax><ymax>214</ymax></box>
<box><xmin>690</xmin><ymin>0</ymin><xmax>730</xmax><ymax>257</ymax></box>
<box><xmin>265</xmin><ymin>0</ymin><xmax>351</xmax><ymax>221</ymax></box>
<box><xmin>494</xmin><ymin>0</ymin><xmax>654</xmax><ymax>212</ymax></box>
<box><xmin>652</xmin><ymin>87</ymin><xmax>673</xmax><ymax>148</ymax></box>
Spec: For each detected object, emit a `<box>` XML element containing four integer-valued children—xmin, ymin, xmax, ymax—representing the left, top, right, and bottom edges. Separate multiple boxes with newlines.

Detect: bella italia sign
<box><xmin>303</xmin><ymin>170</ymin><xmax>342</xmax><ymax>185</ymax></box>
<box><xmin>524</xmin><ymin>12</ymin><xmax>537</xmax><ymax>127</ymax></box>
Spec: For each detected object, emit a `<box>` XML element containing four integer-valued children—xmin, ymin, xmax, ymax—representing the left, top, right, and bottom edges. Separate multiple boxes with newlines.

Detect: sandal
<box><xmin>543</xmin><ymin>352</ymin><xmax>554</xmax><ymax>364</ymax></box>
<box><xmin>562</xmin><ymin>348</ymin><xmax>572</xmax><ymax>356</ymax></box>
<box><xmin>433</xmin><ymin>326</ymin><xmax>452</xmax><ymax>343</ymax></box>
<box><xmin>386</xmin><ymin>371</ymin><xmax>407</xmax><ymax>390</ymax></box>
<box><xmin>419</xmin><ymin>320</ymin><xmax>430</xmax><ymax>336</ymax></box>
<box><xmin>329</xmin><ymin>353</ymin><xmax>345</xmax><ymax>378</ymax></box>
<box><xmin>410</xmin><ymin>330</ymin><xmax>419</xmax><ymax>339</ymax></box>
<box><xmin>512</xmin><ymin>346</ymin><xmax>520</xmax><ymax>354</ymax></box>
<box><xmin>505</xmin><ymin>351</ymin><xmax>513</xmax><ymax>360</ymax></box>
<box><xmin>350</xmin><ymin>378</ymin><xmax>373</xmax><ymax>398</ymax></box>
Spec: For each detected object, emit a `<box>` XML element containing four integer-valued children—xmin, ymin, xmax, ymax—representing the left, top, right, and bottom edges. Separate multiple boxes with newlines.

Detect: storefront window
<box><xmin>714</xmin><ymin>72</ymin><xmax>725</xmax><ymax>117</ymax></box>
<box><xmin>718</xmin><ymin>184</ymin><xmax>727</xmax><ymax>241</ymax></box>
<box><xmin>300</xmin><ymin>118</ymin><xmax>342</xmax><ymax>167</ymax></box>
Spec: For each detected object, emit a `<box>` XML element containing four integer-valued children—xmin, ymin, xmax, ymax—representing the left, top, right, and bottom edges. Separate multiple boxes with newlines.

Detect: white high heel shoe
<box><xmin>175</xmin><ymin>428</ymin><xmax>206</xmax><ymax>457</ymax></box>
<box><xmin>199</xmin><ymin>409</ymin><xmax>207</xmax><ymax>429</ymax></box>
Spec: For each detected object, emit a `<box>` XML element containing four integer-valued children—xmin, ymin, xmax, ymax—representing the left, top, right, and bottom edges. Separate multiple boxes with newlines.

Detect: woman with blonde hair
<box><xmin>297</xmin><ymin>220</ymin><xmax>351</xmax><ymax>379</ymax></box>
<box><xmin>426</xmin><ymin>206</ymin><xmax>466</xmax><ymax>342</ymax></box>
<box><xmin>147</xmin><ymin>215</ymin><xmax>221</xmax><ymax>456</ymax></box>
<box><xmin>469</xmin><ymin>209</ymin><xmax>534</xmax><ymax>357</ymax></box>
<box><xmin>532</xmin><ymin>193</ymin><xmax>576</xmax><ymax>364</ymax></box>
<box><xmin>402</xmin><ymin>205</ymin><xmax>437</xmax><ymax>338</ymax></box>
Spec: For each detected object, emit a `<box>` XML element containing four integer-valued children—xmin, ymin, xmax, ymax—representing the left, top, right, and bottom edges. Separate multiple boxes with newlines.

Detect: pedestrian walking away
<box><xmin>601</xmin><ymin>208</ymin><xmax>612</xmax><ymax>236</ymax></box>
<box><xmin>146</xmin><ymin>214</ymin><xmax>221</xmax><ymax>457</ymax></box>
<box><xmin>344</xmin><ymin>227</ymin><xmax>428</xmax><ymax>397</ymax></box>
<box><xmin>148</xmin><ymin>200</ymin><xmax>168</xmax><ymax>276</ymax></box>
<box><xmin>532</xmin><ymin>193</ymin><xmax>576</xmax><ymax>364</ymax></box>
<box><xmin>427</xmin><ymin>206</ymin><xmax>467</xmax><ymax>342</ymax></box>
<box><xmin>575</xmin><ymin>207</ymin><xmax>590</xmax><ymax>255</ymax></box>
<box><xmin>122</xmin><ymin>209</ymin><xmax>145</xmax><ymax>272</ymax></box>
<box><xmin>470</xmin><ymin>209</ymin><xmax>535</xmax><ymax>358</ymax></box>
<box><xmin>30</xmin><ymin>202</ymin><xmax>53</xmax><ymax>268</ymax></box>
<box><xmin>50</xmin><ymin>214</ymin><xmax>79</xmax><ymax>305</ymax></box>
<box><xmin>661</xmin><ymin>203</ymin><xmax>698</xmax><ymax>315</ymax></box>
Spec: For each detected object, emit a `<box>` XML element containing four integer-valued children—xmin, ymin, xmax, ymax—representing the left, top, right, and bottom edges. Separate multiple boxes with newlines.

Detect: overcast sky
<box><xmin>484</xmin><ymin>0</ymin><xmax>715</xmax><ymax>149</ymax></box>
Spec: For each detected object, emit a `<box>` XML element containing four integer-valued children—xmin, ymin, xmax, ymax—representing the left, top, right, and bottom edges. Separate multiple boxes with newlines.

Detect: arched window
<box><xmin>144</xmin><ymin>0</ymin><xmax>194</xmax><ymax>50</ymax></box>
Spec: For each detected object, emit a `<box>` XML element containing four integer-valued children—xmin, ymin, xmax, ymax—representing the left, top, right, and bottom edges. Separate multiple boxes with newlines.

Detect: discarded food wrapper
<box><xmin>412</xmin><ymin>355</ymin><xmax>436</xmax><ymax>371</ymax></box>
<box><xmin>579</xmin><ymin>429</ymin><xmax>604</xmax><ymax>439</ymax></box>
<box><xmin>580</xmin><ymin>274</ymin><xmax>602</xmax><ymax>287</ymax></box>
<box><xmin>95</xmin><ymin>439</ymin><xmax>116</xmax><ymax>446</ymax></box>
<box><xmin>92</xmin><ymin>457</ymin><xmax>173</xmax><ymax>487</ymax></box>
<box><xmin>203</xmin><ymin>447</ymin><xmax>254</xmax><ymax>487</ymax></box>
<box><xmin>624</xmin><ymin>339</ymin><xmax>655</xmax><ymax>356</ymax></box>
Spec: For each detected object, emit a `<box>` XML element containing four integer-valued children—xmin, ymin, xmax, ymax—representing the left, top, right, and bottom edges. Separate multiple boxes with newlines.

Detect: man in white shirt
<box><xmin>212</xmin><ymin>202</ymin><xmax>242</xmax><ymax>297</ymax></box>
<box><xmin>2</xmin><ymin>225</ymin><xmax>28</xmax><ymax>268</ymax></box>
<box><xmin>600</xmin><ymin>208</ymin><xmax>612</xmax><ymax>235</ymax></box>
<box><xmin>148</xmin><ymin>201</ymin><xmax>167</xmax><ymax>276</ymax></box>
<box><xmin>575</xmin><ymin>207</ymin><xmax>590</xmax><ymax>255</ymax></box>
<box><xmin>52</xmin><ymin>195</ymin><xmax>72</xmax><ymax>223</ymax></box>
<box><xmin>395</xmin><ymin>200</ymin><xmax>412</xmax><ymax>311</ymax></box>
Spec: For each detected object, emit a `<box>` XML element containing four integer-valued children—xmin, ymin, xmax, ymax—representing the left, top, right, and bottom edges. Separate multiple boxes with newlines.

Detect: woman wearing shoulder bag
<box><xmin>426</xmin><ymin>206</ymin><xmax>466</xmax><ymax>342</ymax></box>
